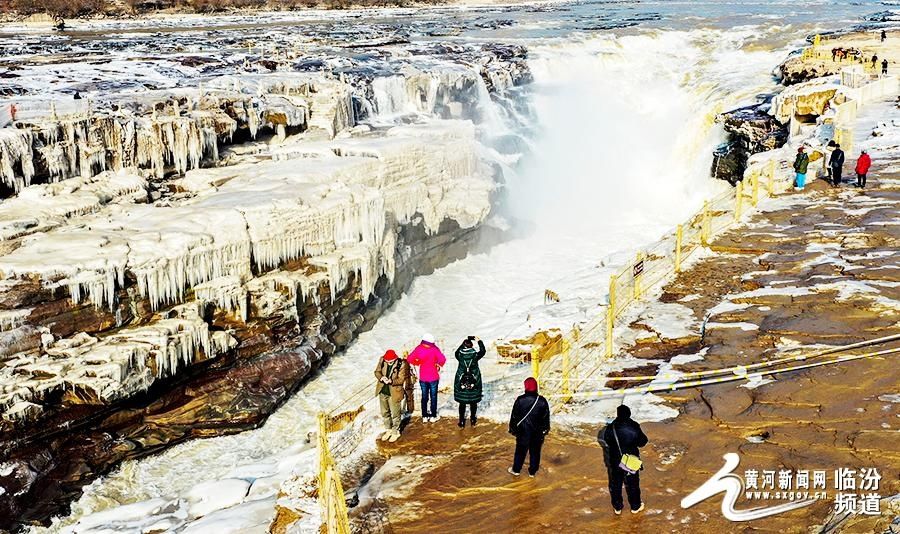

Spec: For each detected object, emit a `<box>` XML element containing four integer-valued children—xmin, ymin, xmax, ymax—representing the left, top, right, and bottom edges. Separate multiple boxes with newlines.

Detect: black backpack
<box><xmin>459</xmin><ymin>359</ymin><xmax>477</xmax><ymax>391</ymax></box>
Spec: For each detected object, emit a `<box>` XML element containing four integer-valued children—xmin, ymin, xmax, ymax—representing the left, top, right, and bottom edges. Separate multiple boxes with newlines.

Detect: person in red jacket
<box><xmin>855</xmin><ymin>150</ymin><xmax>872</xmax><ymax>188</ymax></box>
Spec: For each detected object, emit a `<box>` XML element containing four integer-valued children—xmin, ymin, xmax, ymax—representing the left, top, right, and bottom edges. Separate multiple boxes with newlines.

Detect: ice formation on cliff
<box><xmin>0</xmin><ymin>303</ymin><xmax>237</xmax><ymax>421</ymax></box>
<box><xmin>0</xmin><ymin>73</ymin><xmax>354</xmax><ymax>191</ymax></box>
<box><xmin>0</xmin><ymin>70</ymin><xmax>498</xmax><ymax>423</ymax></box>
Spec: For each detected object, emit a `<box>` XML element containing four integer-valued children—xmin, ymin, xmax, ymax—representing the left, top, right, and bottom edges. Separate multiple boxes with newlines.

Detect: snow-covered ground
<box><xmin>25</xmin><ymin>21</ymin><xmax>815</xmax><ymax>532</ymax></box>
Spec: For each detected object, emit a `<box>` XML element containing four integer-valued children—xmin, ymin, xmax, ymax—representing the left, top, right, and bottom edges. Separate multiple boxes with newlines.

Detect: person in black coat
<box><xmin>508</xmin><ymin>377</ymin><xmax>550</xmax><ymax>477</ymax></box>
<box><xmin>598</xmin><ymin>405</ymin><xmax>649</xmax><ymax>514</ymax></box>
<box><xmin>830</xmin><ymin>143</ymin><xmax>845</xmax><ymax>187</ymax></box>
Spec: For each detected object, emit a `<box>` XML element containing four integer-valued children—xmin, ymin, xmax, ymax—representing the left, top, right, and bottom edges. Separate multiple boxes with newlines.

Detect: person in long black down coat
<box><xmin>598</xmin><ymin>405</ymin><xmax>649</xmax><ymax>514</ymax></box>
<box><xmin>508</xmin><ymin>377</ymin><xmax>550</xmax><ymax>477</ymax></box>
<box><xmin>830</xmin><ymin>143</ymin><xmax>845</xmax><ymax>187</ymax></box>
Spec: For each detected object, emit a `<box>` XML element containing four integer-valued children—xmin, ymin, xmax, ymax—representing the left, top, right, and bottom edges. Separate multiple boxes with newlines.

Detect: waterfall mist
<box><xmin>505</xmin><ymin>31</ymin><xmax>744</xmax><ymax>240</ymax></box>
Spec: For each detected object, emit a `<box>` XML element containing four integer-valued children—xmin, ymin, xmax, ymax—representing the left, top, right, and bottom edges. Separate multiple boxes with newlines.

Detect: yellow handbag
<box><xmin>613</xmin><ymin>425</ymin><xmax>643</xmax><ymax>474</ymax></box>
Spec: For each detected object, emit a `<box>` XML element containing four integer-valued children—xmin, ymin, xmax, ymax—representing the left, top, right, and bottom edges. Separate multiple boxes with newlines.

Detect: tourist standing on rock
<box><xmin>508</xmin><ymin>377</ymin><xmax>550</xmax><ymax>478</ymax></box>
<box><xmin>882</xmin><ymin>59</ymin><xmax>889</xmax><ymax>75</ymax></box>
<box><xmin>830</xmin><ymin>143</ymin><xmax>845</xmax><ymax>187</ymax></box>
<box><xmin>454</xmin><ymin>336</ymin><xmax>486</xmax><ymax>428</ymax></box>
<box><xmin>408</xmin><ymin>334</ymin><xmax>446</xmax><ymax>422</ymax></box>
<box><xmin>598</xmin><ymin>405</ymin><xmax>649</xmax><ymax>515</ymax></box>
<box><xmin>374</xmin><ymin>350</ymin><xmax>409</xmax><ymax>443</ymax></box>
<box><xmin>793</xmin><ymin>146</ymin><xmax>810</xmax><ymax>190</ymax></box>
<box><xmin>856</xmin><ymin>150</ymin><xmax>872</xmax><ymax>188</ymax></box>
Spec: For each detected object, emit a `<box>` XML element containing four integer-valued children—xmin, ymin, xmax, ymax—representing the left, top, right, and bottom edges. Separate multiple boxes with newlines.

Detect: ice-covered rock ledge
<box><xmin>0</xmin><ymin>56</ymin><xmax>528</xmax><ymax>524</ymax></box>
<box><xmin>0</xmin><ymin>73</ymin><xmax>351</xmax><ymax>195</ymax></box>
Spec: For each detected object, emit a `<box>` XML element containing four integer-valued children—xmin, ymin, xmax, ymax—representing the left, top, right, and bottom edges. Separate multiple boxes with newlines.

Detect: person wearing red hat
<box><xmin>508</xmin><ymin>377</ymin><xmax>551</xmax><ymax>478</ymax></box>
<box><xmin>374</xmin><ymin>350</ymin><xmax>409</xmax><ymax>443</ymax></box>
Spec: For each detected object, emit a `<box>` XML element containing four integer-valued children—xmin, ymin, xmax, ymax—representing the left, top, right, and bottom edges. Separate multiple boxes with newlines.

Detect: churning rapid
<box><xmin>20</xmin><ymin>18</ymin><xmax>813</xmax><ymax>532</ymax></box>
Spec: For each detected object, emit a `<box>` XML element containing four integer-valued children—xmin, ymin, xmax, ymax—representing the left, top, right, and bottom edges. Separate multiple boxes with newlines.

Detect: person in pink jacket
<box><xmin>407</xmin><ymin>334</ymin><xmax>447</xmax><ymax>422</ymax></box>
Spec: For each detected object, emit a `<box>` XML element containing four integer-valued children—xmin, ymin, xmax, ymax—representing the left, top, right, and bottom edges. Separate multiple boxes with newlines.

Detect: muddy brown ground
<box><xmin>351</xmin><ymin>175</ymin><xmax>900</xmax><ymax>532</ymax></box>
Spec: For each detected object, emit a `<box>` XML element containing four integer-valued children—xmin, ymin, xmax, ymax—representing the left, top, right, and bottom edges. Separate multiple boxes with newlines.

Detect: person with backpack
<box><xmin>374</xmin><ymin>350</ymin><xmax>409</xmax><ymax>443</ymax></box>
<box><xmin>793</xmin><ymin>146</ymin><xmax>810</xmax><ymax>190</ymax></box>
<box><xmin>508</xmin><ymin>377</ymin><xmax>550</xmax><ymax>478</ymax></box>
<box><xmin>454</xmin><ymin>336</ymin><xmax>486</xmax><ymax>428</ymax></box>
<box><xmin>855</xmin><ymin>150</ymin><xmax>872</xmax><ymax>188</ymax></box>
<box><xmin>830</xmin><ymin>142</ymin><xmax>845</xmax><ymax>187</ymax></box>
<box><xmin>408</xmin><ymin>334</ymin><xmax>446</xmax><ymax>422</ymax></box>
<box><xmin>598</xmin><ymin>405</ymin><xmax>649</xmax><ymax>515</ymax></box>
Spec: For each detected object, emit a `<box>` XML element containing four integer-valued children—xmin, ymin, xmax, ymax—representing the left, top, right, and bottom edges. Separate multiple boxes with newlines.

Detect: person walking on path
<box><xmin>793</xmin><ymin>146</ymin><xmax>810</xmax><ymax>190</ymax></box>
<box><xmin>454</xmin><ymin>336</ymin><xmax>486</xmax><ymax>428</ymax></box>
<box><xmin>882</xmin><ymin>30</ymin><xmax>887</xmax><ymax>42</ymax></box>
<box><xmin>408</xmin><ymin>334</ymin><xmax>446</xmax><ymax>422</ymax></box>
<box><xmin>830</xmin><ymin>142</ymin><xmax>845</xmax><ymax>187</ymax></box>
<box><xmin>598</xmin><ymin>405</ymin><xmax>649</xmax><ymax>515</ymax></box>
<box><xmin>882</xmin><ymin>59</ymin><xmax>889</xmax><ymax>76</ymax></box>
<box><xmin>872</xmin><ymin>54</ymin><xmax>879</xmax><ymax>69</ymax></box>
<box><xmin>374</xmin><ymin>350</ymin><xmax>409</xmax><ymax>443</ymax></box>
<box><xmin>856</xmin><ymin>150</ymin><xmax>872</xmax><ymax>188</ymax></box>
<box><xmin>508</xmin><ymin>377</ymin><xmax>550</xmax><ymax>478</ymax></box>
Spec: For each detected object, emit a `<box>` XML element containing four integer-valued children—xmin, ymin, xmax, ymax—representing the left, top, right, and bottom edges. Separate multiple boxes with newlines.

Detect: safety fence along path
<box><xmin>527</xmin><ymin>59</ymin><xmax>897</xmax><ymax>403</ymax></box>
<box><xmin>526</xmin><ymin>157</ymin><xmax>783</xmax><ymax>403</ymax></box>
<box><xmin>311</xmin><ymin>38</ymin><xmax>899</xmax><ymax>532</ymax></box>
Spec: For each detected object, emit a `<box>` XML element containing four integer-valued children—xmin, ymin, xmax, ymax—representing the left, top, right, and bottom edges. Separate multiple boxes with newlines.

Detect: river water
<box><xmin>15</xmin><ymin>0</ymin><xmax>891</xmax><ymax>531</ymax></box>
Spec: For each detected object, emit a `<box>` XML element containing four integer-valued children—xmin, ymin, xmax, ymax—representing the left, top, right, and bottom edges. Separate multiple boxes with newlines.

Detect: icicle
<box><xmin>0</xmin><ymin>128</ymin><xmax>35</xmax><ymax>191</ymax></box>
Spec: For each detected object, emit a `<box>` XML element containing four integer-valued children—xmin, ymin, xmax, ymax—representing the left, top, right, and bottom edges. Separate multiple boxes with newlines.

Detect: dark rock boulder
<box><xmin>712</xmin><ymin>103</ymin><xmax>787</xmax><ymax>185</ymax></box>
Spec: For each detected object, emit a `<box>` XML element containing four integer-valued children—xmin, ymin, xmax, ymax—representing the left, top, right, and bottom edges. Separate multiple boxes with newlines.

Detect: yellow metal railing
<box><xmin>532</xmin><ymin>155</ymin><xmax>788</xmax><ymax>401</ymax></box>
<box><xmin>533</xmin><ymin>63</ymin><xmax>895</xmax><ymax>401</ymax></box>
<box><xmin>317</xmin><ymin>412</ymin><xmax>351</xmax><ymax>534</ymax></box>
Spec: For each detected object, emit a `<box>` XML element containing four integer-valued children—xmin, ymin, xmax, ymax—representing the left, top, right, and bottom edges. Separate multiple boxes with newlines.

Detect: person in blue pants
<box><xmin>793</xmin><ymin>146</ymin><xmax>810</xmax><ymax>190</ymax></box>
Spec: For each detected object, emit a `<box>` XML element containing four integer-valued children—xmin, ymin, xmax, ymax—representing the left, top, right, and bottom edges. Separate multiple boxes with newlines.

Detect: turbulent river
<box><xmin>0</xmin><ymin>0</ymin><xmax>890</xmax><ymax>532</ymax></box>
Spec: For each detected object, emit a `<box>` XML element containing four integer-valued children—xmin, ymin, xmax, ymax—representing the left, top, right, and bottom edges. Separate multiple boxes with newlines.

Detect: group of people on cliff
<box><xmin>792</xmin><ymin>142</ymin><xmax>871</xmax><ymax>190</ymax></box>
<box><xmin>373</xmin><ymin>335</ymin><xmax>649</xmax><ymax>514</ymax></box>
<box><xmin>372</xmin><ymin>334</ymin><xmax>486</xmax><ymax>443</ymax></box>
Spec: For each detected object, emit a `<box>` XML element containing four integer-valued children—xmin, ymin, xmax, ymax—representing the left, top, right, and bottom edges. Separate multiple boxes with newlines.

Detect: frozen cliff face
<box><xmin>0</xmin><ymin>303</ymin><xmax>237</xmax><ymax>423</ymax></box>
<box><xmin>0</xmin><ymin>73</ymin><xmax>354</xmax><ymax>192</ymax></box>
<box><xmin>0</xmin><ymin>44</ymin><xmax>530</xmax><ymax>525</ymax></box>
<box><xmin>0</xmin><ymin>104</ymin><xmax>493</xmax><ymax>424</ymax></box>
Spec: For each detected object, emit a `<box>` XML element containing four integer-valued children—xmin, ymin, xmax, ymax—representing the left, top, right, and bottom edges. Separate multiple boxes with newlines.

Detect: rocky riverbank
<box><xmin>0</xmin><ymin>37</ymin><xmax>531</xmax><ymax>530</ymax></box>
